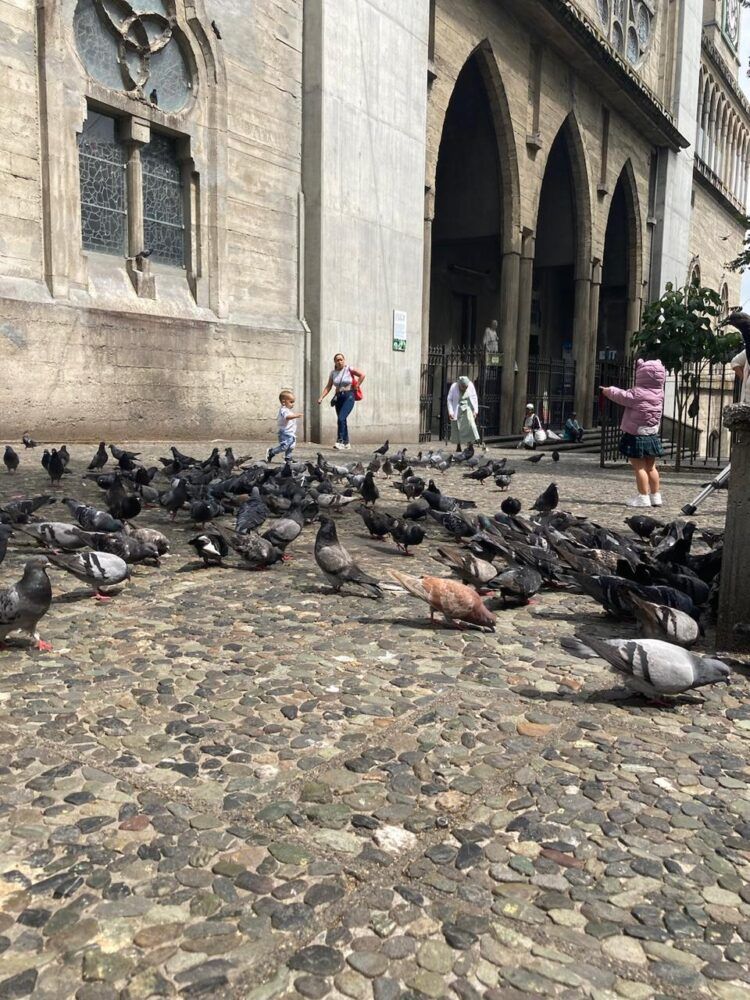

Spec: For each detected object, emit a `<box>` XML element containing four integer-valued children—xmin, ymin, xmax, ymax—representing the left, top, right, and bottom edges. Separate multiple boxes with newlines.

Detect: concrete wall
<box><xmin>0</xmin><ymin>0</ymin><xmax>305</xmax><ymax>441</ymax></box>
<box><xmin>303</xmin><ymin>0</ymin><xmax>429</xmax><ymax>443</ymax></box>
<box><xmin>689</xmin><ymin>181</ymin><xmax>744</xmax><ymax>301</ymax></box>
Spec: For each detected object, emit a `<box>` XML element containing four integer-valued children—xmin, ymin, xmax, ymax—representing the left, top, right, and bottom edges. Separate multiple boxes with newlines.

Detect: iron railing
<box><xmin>526</xmin><ymin>357</ymin><xmax>577</xmax><ymax>430</ymax></box>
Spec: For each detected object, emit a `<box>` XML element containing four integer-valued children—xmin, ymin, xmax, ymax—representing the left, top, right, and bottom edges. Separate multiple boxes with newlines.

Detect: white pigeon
<box><xmin>561</xmin><ymin>634</ymin><xmax>730</xmax><ymax>699</ymax></box>
<box><xmin>46</xmin><ymin>550</ymin><xmax>130</xmax><ymax>601</ymax></box>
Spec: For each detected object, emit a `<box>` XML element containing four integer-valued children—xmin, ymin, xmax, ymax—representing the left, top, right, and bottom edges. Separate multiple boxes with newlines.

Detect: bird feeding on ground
<box><xmin>390</xmin><ymin>571</ymin><xmax>496</xmax><ymax>630</ymax></box>
<box><xmin>314</xmin><ymin>518</ymin><xmax>383</xmax><ymax>598</ymax></box>
<box><xmin>45</xmin><ymin>551</ymin><xmax>130</xmax><ymax>601</ymax></box>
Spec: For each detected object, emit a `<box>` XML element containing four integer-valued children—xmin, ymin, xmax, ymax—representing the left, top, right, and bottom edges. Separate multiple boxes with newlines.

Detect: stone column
<box><xmin>512</xmin><ymin>231</ymin><xmax>535</xmax><ymax>427</ymax></box>
<box><xmin>499</xmin><ymin>247</ymin><xmax>521</xmax><ymax>434</ymax></box>
<box><xmin>573</xmin><ymin>271</ymin><xmax>593</xmax><ymax>424</ymax></box>
<box><xmin>717</xmin><ymin>404</ymin><xmax>750</xmax><ymax>651</ymax></box>
<box><xmin>421</xmin><ymin>187</ymin><xmax>435</xmax><ymax>366</ymax></box>
<box><xmin>121</xmin><ymin>118</ymin><xmax>155</xmax><ymax>298</ymax></box>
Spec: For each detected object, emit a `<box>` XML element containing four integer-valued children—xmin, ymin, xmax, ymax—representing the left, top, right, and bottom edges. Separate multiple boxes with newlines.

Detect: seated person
<box><xmin>563</xmin><ymin>412</ymin><xmax>584</xmax><ymax>442</ymax></box>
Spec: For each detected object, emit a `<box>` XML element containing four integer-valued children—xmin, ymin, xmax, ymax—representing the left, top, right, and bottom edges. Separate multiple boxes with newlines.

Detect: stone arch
<box><xmin>598</xmin><ymin>158</ymin><xmax>643</xmax><ymax>360</ymax></box>
<box><xmin>426</xmin><ymin>39</ymin><xmax>520</xmax><ymax>250</ymax></box>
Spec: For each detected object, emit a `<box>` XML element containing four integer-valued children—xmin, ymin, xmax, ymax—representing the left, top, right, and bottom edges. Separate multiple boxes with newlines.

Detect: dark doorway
<box><xmin>598</xmin><ymin>173</ymin><xmax>631</xmax><ymax>361</ymax></box>
<box><xmin>429</xmin><ymin>56</ymin><xmax>502</xmax><ymax>352</ymax></box>
<box><xmin>531</xmin><ymin>128</ymin><xmax>578</xmax><ymax>362</ymax></box>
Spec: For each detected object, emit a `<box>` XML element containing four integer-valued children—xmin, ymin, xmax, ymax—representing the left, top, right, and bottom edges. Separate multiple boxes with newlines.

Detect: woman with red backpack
<box><xmin>317</xmin><ymin>352</ymin><xmax>365</xmax><ymax>450</ymax></box>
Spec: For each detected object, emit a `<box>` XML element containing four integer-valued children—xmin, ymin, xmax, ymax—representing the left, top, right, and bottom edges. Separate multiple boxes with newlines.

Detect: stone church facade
<box><xmin>0</xmin><ymin>0</ymin><xmax>747</xmax><ymax>442</ymax></box>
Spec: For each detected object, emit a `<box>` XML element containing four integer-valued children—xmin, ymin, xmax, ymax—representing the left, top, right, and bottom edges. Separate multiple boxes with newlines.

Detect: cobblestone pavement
<box><xmin>0</xmin><ymin>441</ymin><xmax>747</xmax><ymax>1000</ymax></box>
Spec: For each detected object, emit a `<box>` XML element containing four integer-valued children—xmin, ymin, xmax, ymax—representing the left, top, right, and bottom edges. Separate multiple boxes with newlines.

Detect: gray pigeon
<box><xmin>45</xmin><ymin>550</ymin><xmax>130</xmax><ymax>600</ymax></box>
<box><xmin>561</xmin><ymin>634</ymin><xmax>730</xmax><ymax>699</ymax></box>
<box><xmin>0</xmin><ymin>557</ymin><xmax>53</xmax><ymax>649</ymax></box>
<box><xmin>626</xmin><ymin>593</ymin><xmax>700</xmax><ymax>649</ymax></box>
<box><xmin>314</xmin><ymin>518</ymin><xmax>382</xmax><ymax>598</ymax></box>
<box><xmin>19</xmin><ymin>522</ymin><xmax>90</xmax><ymax>551</ymax></box>
<box><xmin>123</xmin><ymin>524</ymin><xmax>170</xmax><ymax>555</ymax></box>
<box><xmin>215</xmin><ymin>526</ymin><xmax>282</xmax><ymax>570</ymax></box>
<box><xmin>63</xmin><ymin>499</ymin><xmax>123</xmax><ymax>533</ymax></box>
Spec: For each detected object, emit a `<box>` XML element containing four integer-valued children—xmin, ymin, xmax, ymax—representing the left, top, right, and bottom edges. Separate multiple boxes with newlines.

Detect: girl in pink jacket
<box><xmin>601</xmin><ymin>358</ymin><xmax>666</xmax><ymax>508</ymax></box>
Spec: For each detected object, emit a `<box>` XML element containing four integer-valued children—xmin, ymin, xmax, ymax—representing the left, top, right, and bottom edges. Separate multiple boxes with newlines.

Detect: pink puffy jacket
<box><xmin>602</xmin><ymin>359</ymin><xmax>666</xmax><ymax>435</ymax></box>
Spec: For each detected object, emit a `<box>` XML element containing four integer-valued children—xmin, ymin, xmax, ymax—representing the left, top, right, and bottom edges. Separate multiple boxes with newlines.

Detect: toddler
<box><xmin>267</xmin><ymin>390</ymin><xmax>302</xmax><ymax>462</ymax></box>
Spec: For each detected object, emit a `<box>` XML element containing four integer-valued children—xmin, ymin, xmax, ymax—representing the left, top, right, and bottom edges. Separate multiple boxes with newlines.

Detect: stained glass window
<box><xmin>73</xmin><ymin>0</ymin><xmax>191</xmax><ymax>111</ymax></box>
<box><xmin>78</xmin><ymin>111</ymin><xmax>127</xmax><ymax>255</ymax></box>
<box><xmin>597</xmin><ymin>0</ymin><xmax>655</xmax><ymax>65</ymax></box>
<box><xmin>142</xmin><ymin>133</ymin><xmax>185</xmax><ymax>266</ymax></box>
<box><xmin>724</xmin><ymin>0</ymin><xmax>740</xmax><ymax>48</ymax></box>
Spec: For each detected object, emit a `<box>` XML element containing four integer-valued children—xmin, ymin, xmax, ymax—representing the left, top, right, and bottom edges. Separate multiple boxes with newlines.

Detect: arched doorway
<box><xmin>598</xmin><ymin>167</ymin><xmax>639</xmax><ymax>361</ymax></box>
<box><xmin>531</xmin><ymin>128</ymin><xmax>578</xmax><ymax>362</ymax></box>
<box><xmin>429</xmin><ymin>55</ymin><xmax>503</xmax><ymax>353</ymax></box>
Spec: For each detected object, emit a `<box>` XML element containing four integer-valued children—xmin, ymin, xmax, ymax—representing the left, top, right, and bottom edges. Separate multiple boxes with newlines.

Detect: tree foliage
<box><xmin>631</xmin><ymin>280</ymin><xmax>741</xmax><ymax>469</ymax></box>
<box><xmin>726</xmin><ymin>217</ymin><xmax>750</xmax><ymax>274</ymax></box>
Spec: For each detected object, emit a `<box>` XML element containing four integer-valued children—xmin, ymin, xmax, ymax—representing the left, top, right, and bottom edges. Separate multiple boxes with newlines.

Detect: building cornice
<box><xmin>533</xmin><ymin>0</ymin><xmax>689</xmax><ymax>150</ymax></box>
<box><xmin>701</xmin><ymin>32</ymin><xmax>750</xmax><ymax>126</ymax></box>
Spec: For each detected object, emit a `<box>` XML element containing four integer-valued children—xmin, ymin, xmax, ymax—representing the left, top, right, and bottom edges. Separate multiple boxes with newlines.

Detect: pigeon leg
<box><xmin>93</xmin><ymin>592</ymin><xmax>112</xmax><ymax>602</ymax></box>
<box><xmin>36</xmin><ymin>639</ymin><xmax>53</xmax><ymax>652</ymax></box>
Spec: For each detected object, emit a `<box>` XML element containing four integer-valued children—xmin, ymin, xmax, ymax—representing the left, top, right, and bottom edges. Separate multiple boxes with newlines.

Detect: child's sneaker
<box><xmin>650</xmin><ymin>492</ymin><xmax>663</xmax><ymax>507</ymax></box>
<box><xmin>265</xmin><ymin>447</ymin><xmax>273</xmax><ymax>462</ymax></box>
<box><xmin>626</xmin><ymin>494</ymin><xmax>651</xmax><ymax>507</ymax></box>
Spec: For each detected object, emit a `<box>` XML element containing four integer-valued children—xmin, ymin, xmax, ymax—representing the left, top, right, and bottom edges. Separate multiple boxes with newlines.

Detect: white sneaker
<box><xmin>626</xmin><ymin>494</ymin><xmax>651</xmax><ymax>507</ymax></box>
<box><xmin>343</xmin><ymin>443</ymin><xmax>351</xmax><ymax>450</ymax></box>
<box><xmin>333</xmin><ymin>442</ymin><xmax>343</xmax><ymax>450</ymax></box>
<box><xmin>650</xmin><ymin>492</ymin><xmax>663</xmax><ymax>507</ymax></box>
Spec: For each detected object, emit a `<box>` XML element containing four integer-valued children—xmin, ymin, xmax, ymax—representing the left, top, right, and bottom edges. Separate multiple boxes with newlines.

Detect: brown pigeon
<box><xmin>390</xmin><ymin>571</ymin><xmax>496</xmax><ymax>630</ymax></box>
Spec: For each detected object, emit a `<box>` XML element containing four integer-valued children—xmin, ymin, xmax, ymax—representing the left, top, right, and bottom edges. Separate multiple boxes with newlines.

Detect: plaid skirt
<box><xmin>619</xmin><ymin>433</ymin><xmax>664</xmax><ymax>459</ymax></box>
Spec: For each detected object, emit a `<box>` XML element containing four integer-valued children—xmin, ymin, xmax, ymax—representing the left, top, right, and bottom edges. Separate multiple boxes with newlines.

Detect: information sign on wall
<box><xmin>392</xmin><ymin>310</ymin><xmax>407</xmax><ymax>352</ymax></box>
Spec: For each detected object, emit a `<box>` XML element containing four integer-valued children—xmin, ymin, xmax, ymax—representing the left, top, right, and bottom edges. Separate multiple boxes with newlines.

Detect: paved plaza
<box><xmin>0</xmin><ymin>443</ymin><xmax>747</xmax><ymax>1000</ymax></box>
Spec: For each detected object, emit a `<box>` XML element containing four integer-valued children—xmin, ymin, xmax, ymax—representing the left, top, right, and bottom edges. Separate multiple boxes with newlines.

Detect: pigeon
<box><xmin>360</xmin><ymin>471</ymin><xmax>380</xmax><ymax>506</ymax></box>
<box><xmin>453</xmin><ymin>443</ymin><xmax>475</xmax><ymax>464</ymax></box>
<box><xmin>624</xmin><ymin>514</ymin><xmax>662</xmax><ymax>539</ymax></box>
<box><xmin>389</xmin><ymin>571</ymin><xmax>496</xmax><ymax>630</ymax></box>
<box><xmin>500</xmin><ymin>497</ymin><xmax>522</xmax><ymax>517</ymax></box>
<box><xmin>560</xmin><ymin>634</ymin><xmax>730</xmax><ymax>700</ymax></box>
<box><xmin>123</xmin><ymin>524</ymin><xmax>170</xmax><ymax>555</ymax></box>
<box><xmin>262</xmin><ymin>507</ymin><xmax>304</xmax><ymax>554</ymax></box>
<box><xmin>3</xmin><ymin>446</ymin><xmax>19</xmax><ymax>473</ymax></box>
<box><xmin>382</xmin><ymin>458</ymin><xmax>394</xmax><ymax>477</ymax></box>
<box><xmin>211</xmin><ymin>18</ymin><xmax>222</xmax><ymax>38</ymax></box>
<box><xmin>47</xmin><ymin>449</ymin><xmax>65</xmax><ymax>487</ymax></box>
<box><xmin>216</xmin><ymin>527</ymin><xmax>282</xmax><ymax>570</ymax></box>
<box><xmin>526</xmin><ymin>454</ymin><xmax>544</xmax><ymax>464</ymax></box>
<box><xmin>464</xmin><ymin>466</ymin><xmax>493</xmax><ymax>485</ymax></box>
<box><xmin>552</xmin><ymin>450</ymin><xmax>560</xmax><ymax>462</ymax></box>
<box><xmin>491</xmin><ymin>566</ymin><xmax>542</xmax><ymax>605</ymax></box>
<box><xmin>59</xmin><ymin>445</ymin><xmax>70</xmax><ymax>468</ymax></box>
<box><xmin>0</xmin><ymin>557</ymin><xmax>53</xmax><ymax>650</ymax></box>
<box><xmin>0</xmin><ymin>495</ymin><xmax>55</xmax><ymax>524</ymax></box>
<box><xmin>427</xmin><ymin>509</ymin><xmax>476</xmax><ymax>539</ymax></box>
<box><xmin>188</xmin><ymin>531</ymin><xmax>228</xmax><ymax>567</ymax></box>
<box><xmin>626</xmin><ymin>593</ymin><xmax>700</xmax><ymax>649</ymax></box>
<box><xmin>189</xmin><ymin>499</ymin><xmax>224</xmax><ymax>526</ymax></box>
<box><xmin>22</xmin><ymin>432</ymin><xmax>37</xmax><ymax>449</ymax></box>
<box><xmin>531</xmin><ymin>482</ymin><xmax>559</xmax><ymax>514</ymax></box>
<box><xmin>653</xmin><ymin>521</ymin><xmax>696</xmax><ymax>564</ymax></box>
<box><xmin>373</xmin><ymin>440</ymin><xmax>390</xmax><ymax>456</ymax></box>
<box><xmin>18</xmin><ymin>522</ymin><xmax>90</xmax><ymax>551</ymax></box>
<box><xmin>45</xmin><ymin>550</ymin><xmax>130</xmax><ymax>601</ymax></box>
<box><xmin>70</xmin><ymin>530</ymin><xmax>159</xmax><ymax>565</ymax></box>
<box><xmin>88</xmin><ymin>442</ymin><xmax>108</xmax><ymax>471</ymax></box>
<box><xmin>314</xmin><ymin>518</ymin><xmax>382</xmax><ymax>598</ymax></box>
<box><xmin>110</xmin><ymin>445</ymin><xmax>141</xmax><ymax>462</ymax></box>
<box><xmin>435</xmin><ymin>546</ymin><xmax>498</xmax><ymax>589</ymax></box>
<box><xmin>404</xmin><ymin>498</ymin><xmax>430</xmax><ymax>520</ymax></box>
<box><xmin>389</xmin><ymin>519</ymin><xmax>426</xmax><ymax>555</ymax></box>
<box><xmin>235</xmin><ymin>488</ymin><xmax>269</xmax><ymax>533</ymax></box>
<box><xmin>63</xmin><ymin>499</ymin><xmax>123</xmax><ymax>533</ymax></box>
<box><xmin>494</xmin><ymin>474</ymin><xmax>512</xmax><ymax>491</ymax></box>
<box><xmin>357</xmin><ymin>506</ymin><xmax>397</xmax><ymax>540</ymax></box>
<box><xmin>159</xmin><ymin>478</ymin><xmax>190</xmax><ymax>520</ymax></box>
<box><xmin>106</xmin><ymin>477</ymin><xmax>141</xmax><ymax>521</ymax></box>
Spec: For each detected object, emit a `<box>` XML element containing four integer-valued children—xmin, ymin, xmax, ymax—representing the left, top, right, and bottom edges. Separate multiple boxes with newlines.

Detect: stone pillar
<box><xmin>421</xmin><ymin>188</ymin><xmax>435</xmax><ymax>366</ymax></box>
<box><xmin>499</xmin><ymin>247</ymin><xmax>521</xmax><ymax>434</ymax></box>
<box><xmin>121</xmin><ymin>118</ymin><xmax>155</xmax><ymax>298</ymax></box>
<box><xmin>573</xmin><ymin>272</ymin><xmax>593</xmax><ymax>423</ymax></box>
<box><xmin>589</xmin><ymin>258</ymin><xmax>602</xmax><ymax>401</ymax></box>
<box><xmin>717</xmin><ymin>405</ymin><xmax>750</xmax><ymax>651</ymax></box>
<box><xmin>512</xmin><ymin>231</ymin><xmax>536</xmax><ymax>430</ymax></box>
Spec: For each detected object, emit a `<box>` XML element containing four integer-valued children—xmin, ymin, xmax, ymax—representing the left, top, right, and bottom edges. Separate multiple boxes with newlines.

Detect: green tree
<box><xmin>726</xmin><ymin>217</ymin><xmax>750</xmax><ymax>274</ymax></box>
<box><xmin>631</xmin><ymin>281</ymin><xmax>741</xmax><ymax>469</ymax></box>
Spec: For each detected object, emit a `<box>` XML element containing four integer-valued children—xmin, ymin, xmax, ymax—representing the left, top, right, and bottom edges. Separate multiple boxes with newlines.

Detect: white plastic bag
<box><xmin>545</xmin><ymin>429</ymin><xmax>560</xmax><ymax>441</ymax></box>
<box><xmin>521</xmin><ymin>431</ymin><xmax>534</xmax><ymax>449</ymax></box>
<box><xmin>534</xmin><ymin>429</ymin><xmax>547</xmax><ymax>444</ymax></box>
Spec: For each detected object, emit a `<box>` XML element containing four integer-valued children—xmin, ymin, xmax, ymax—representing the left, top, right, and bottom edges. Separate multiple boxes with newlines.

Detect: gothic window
<box><xmin>74</xmin><ymin>0</ymin><xmax>191</xmax><ymax>111</ymax></box>
<box><xmin>78</xmin><ymin>111</ymin><xmax>127</xmax><ymax>255</ymax></box>
<box><xmin>724</xmin><ymin>0</ymin><xmax>740</xmax><ymax>48</ymax></box>
<box><xmin>597</xmin><ymin>0</ymin><xmax>655</xmax><ymax>65</ymax></box>
<box><xmin>142</xmin><ymin>133</ymin><xmax>185</xmax><ymax>266</ymax></box>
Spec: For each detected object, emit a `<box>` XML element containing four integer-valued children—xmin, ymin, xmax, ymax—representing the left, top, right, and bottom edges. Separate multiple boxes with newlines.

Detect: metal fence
<box><xmin>419</xmin><ymin>346</ymin><xmax>502</xmax><ymax>442</ymax></box>
<box><xmin>598</xmin><ymin>359</ymin><xmax>741</xmax><ymax>468</ymax></box>
<box><xmin>526</xmin><ymin>357</ymin><xmax>577</xmax><ymax>429</ymax></box>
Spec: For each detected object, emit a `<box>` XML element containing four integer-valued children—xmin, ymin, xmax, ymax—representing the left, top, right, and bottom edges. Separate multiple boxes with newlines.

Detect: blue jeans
<box><xmin>269</xmin><ymin>430</ymin><xmax>296</xmax><ymax>460</ymax></box>
<box><xmin>334</xmin><ymin>391</ymin><xmax>355</xmax><ymax>444</ymax></box>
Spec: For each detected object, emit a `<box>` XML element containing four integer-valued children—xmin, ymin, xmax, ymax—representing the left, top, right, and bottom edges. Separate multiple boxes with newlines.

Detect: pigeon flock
<box><xmin>0</xmin><ymin>437</ymin><xmax>736</xmax><ymax>704</ymax></box>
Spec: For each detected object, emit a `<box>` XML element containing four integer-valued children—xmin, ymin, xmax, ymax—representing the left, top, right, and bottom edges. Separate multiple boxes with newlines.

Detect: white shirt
<box><xmin>731</xmin><ymin>349</ymin><xmax>749</xmax><ymax>404</ymax></box>
<box><xmin>277</xmin><ymin>406</ymin><xmax>297</xmax><ymax>436</ymax></box>
<box><xmin>330</xmin><ymin>366</ymin><xmax>353</xmax><ymax>390</ymax></box>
